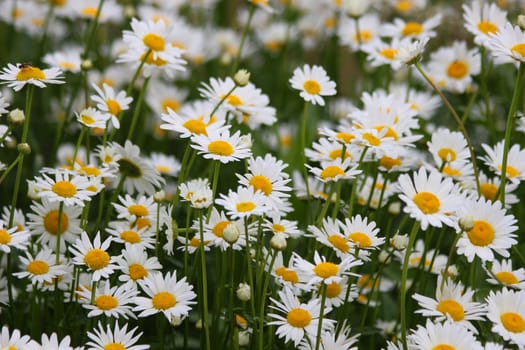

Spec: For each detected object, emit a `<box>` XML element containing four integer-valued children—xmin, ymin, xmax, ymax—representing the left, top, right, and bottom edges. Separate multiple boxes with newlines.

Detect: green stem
<box><xmin>199</xmin><ymin>211</ymin><xmax>211</xmax><ymax>350</ymax></box>
<box><xmin>400</xmin><ymin>221</ymin><xmax>420</xmax><ymax>350</ymax></box>
<box><xmin>127</xmin><ymin>76</ymin><xmax>151</xmax><ymax>141</ymax></box>
<box><xmin>257</xmin><ymin>249</ymin><xmax>276</xmax><ymax>350</ymax></box>
<box><xmin>232</xmin><ymin>5</ymin><xmax>255</xmax><ymax>74</ymax></box>
<box><xmin>82</xmin><ymin>0</ymin><xmax>106</xmax><ymax>58</ymax></box>
<box><xmin>244</xmin><ymin>217</ymin><xmax>256</xmax><ymax>321</ymax></box>
<box><xmin>315</xmin><ymin>283</ymin><xmax>328</xmax><ymax>350</ymax></box>
<box><xmin>440</xmin><ymin>230</ymin><xmax>462</xmax><ymax>291</ymax></box>
<box><xmin>0</xmin><ymin>155</ymin><xmax>22</xmax><ymax>184</ymax></box>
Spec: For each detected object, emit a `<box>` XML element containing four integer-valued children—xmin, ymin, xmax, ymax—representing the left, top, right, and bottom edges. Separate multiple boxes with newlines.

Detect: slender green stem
<box><xmin>101</xmin><ymin>174</ymin><xmax>126</xmax><ymax>234</ymax></box>
<box><xmin>127</xmin><ymin>76</ymin><xmax>151</xmax><ymax>141</ymax></box>
<box><xmin>209</xmin><ymin>83</ymin><xmax>238</xmax><ymax>119</ymax></box>
<box><xmin>498</xmin><ymin>63</ymin><xmax>525</xmax><ymax>206</ymax></box>
<box><xmin>243</xmin><ymin>217</ymin><xmax>256</xmax><ymax>320</ymax></box>
<box><xmin>440</xmin><ymin>230</ymin><xmax>462</xmax><ymax>291</ymax></box>
<box><xmin>400</xmin><ymin>220</ymin><xmax>420</xmax><ymax>350</ymax></box>
<box><xmin>199</xmin><ymin>211</ymin><xmax>211</xmax><ymax>350</ymax></box>
<box><xmin>317</xmin><ymin>183</ymin><xmax>335</xmax><ymax>226</ymax></box>
<box><xmin>315</xmin><ymin>283</ymin><xmax>328</xmax><ymax>350</ymax></box>
<box><xmin>0</xmin><ymin>155</ymin><xmax>21</xmax><ymax>185</ymax></box>
<box><xmin>232</xmin><ymin>5</ymin><xmax>255</xmax><ymax>74</ymax></box>
<box><xmin>82</xmin><ymin>0</ymin><xmax>106</xmax><ymax>58</ymax></box>
<box><xmin>257</xmin><ymin>249</ymin><xmax>276</xmax><ymax>350</ymax></box>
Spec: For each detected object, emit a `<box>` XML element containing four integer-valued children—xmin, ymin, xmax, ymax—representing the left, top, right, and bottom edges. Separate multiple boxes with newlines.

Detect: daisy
<box><xmin>34</xmin><ymin>169</ymin><xmax>93</xmax><ymax>207</ymax></box>
<box><xmin>191</xmin><ymin>129</ymin><xmax>252</xmax><ymax>164</ymax></box>
<box><xmin>338</xmin><ymin>13</ymin><xmax>381</xmax><ymax>52</ymax></box>
<box><xmin>91</xmin><ymin>83</ymin><xmax>133</xmax><ymax>129</ymax></box>
<box><xmin>268</xmin><ymin>287</ymin><xmax>335</xmax><ymax>346</ymax></box>
<box><xmin>381</xmin><ymin>14</ymin><xmax>442</xmax><ymax>39</ymax></box>
<box><xmin>427</xmin><ymin>128</ymin><xmax>470</xmax><ymax>166</ymax></box>
<box><xmin>115</xmin><ymin>245</ymin><xmax>162</xmax><ymax>286</ymax></box>
<box><xmin>43</xmin><ymin>47</ymin><xmax>83</xmax><ymax>73</ymax></box>
<box><xmin>248</xmin><ymin>0</ymin><xmax>274</xmax><ymax>13</ymax></box>
<box><xmin>149</xmin><ymin>152</ymin><xmax>180</xmax><ymax>177</ymax></box>
<box><xmin>145</xmin><ymin>79</ymin><xmax>187</xmax><ymax>115</ymax></box>
<box><xmin>14</xmin><ymin>248</ymin><xmax>67</xmax><ymax>285</ymax></box>
<box><xmin>298</xmin><ymin>321</ymin><xmax>359</xmax><ymax>350</ymax></box>
<box><xmin>356</xmin><ymin>173</ymin><xmax>396</xmax><ymax>210</ymax></box>
<box><xmin>307</xmin><ymin>158</ymin><xmax>361</xmax><ymax>183</ymax></box>
<box><xmin>113</xmin><ymin>194</ymin><xmax>156</xmax><ymax>223</ymax></box>
<box><xmin>463</xmin><ymin>0</ymin><xmax>508</xmax><ymax>46</ymax></box>
<box><xmin>159</xmin><ymin>101</ymin><xmax>227</xmax><ymax>138</ymax></box>
<box><xmin>487</xmin><ymin>22</ymin><xmax>525</xmax><ymax>65</ymax></box>
<box><xmin>481</xmin><ymin>141</ymin><xmax>525</xmax><ymax>183</ymax></box>
<box><xmin>486</xmin><ymin>288</ymin><xmax>525</xmax><ymax>348</ymax></box>
<box><xmin>201</xmin><ymin>208</ymin><xmax>248</xmax><ymax>251</ymax></box>
<box><xmin>289</xmin><ymin>64</ymin><xmax>336</xmax><ymax>106</ymax></box>
<box><xmin>305</xmin><ymin>137</ymin><xmax>360</xmax><ymax>163</ymax></box>
<box><xmin>77</xmin><ymin>281</ymin><xmax>138</xmax><ymax>319</ymax></box>
<box><xmin>134</xmin><ymin>271</ymin><xmax>197</xmax><ymax>321</ymax></box>
<box><xmin>0</xmin><ymin>91</ymin><xmax>10</xmax><ymax>115</ymax></box>
<box><xmin>269</xmin><ymin>252</ymin><xmax>309</xmax><ymax>293</ymax></box>
<box><xmin>309</xmin><ymin>218</ymin><xmax>351</xmax><ymax>258</ymax></box>
<box><xmin>455</xmin><ymin>197</ymin><xmax>517</xmax><ymax>263</ymax></box>
<box><xmin>179</xmin><ymin>178</ymin><xmax>213</xmax><ymax>209</ymax></box>
<box><xmin>0</xmin><ymin>63</ymin><xmax>64</xmax><ymax>91</ymax></box>
<box><xmin>425</xmin><ymin>41</ymin><xmax>481</xmax><ymax>93</ymax></box>
<box><xmin>110</xmin><ymin>141</ymin><xmax>165</xmax><ymax>195</ymax></box>
<box><xmin>395</xmin><ymin>239</ymin><xmax>448</xmax><ymax>274</ymax></box>
<box><xmin>0</xmin><ymin>326</ymin><xmax>37</xmax><ymax>349</ymax></box>
<box><xmin>215</xmin><ymin>185</ymin><xmax>269</xmax><ymax>219</ymax></box>
<box><xmin>409</xmin><ymin>319</ymin><xmax>483</xmax><ymax>350</ymax></box>
<box><xmin>476</xmin><ymin>171</ymin><xmax>519</xmax><ymax>207</ymax></box>
<box><xmin>69</xmin><ymin>231</ymin><xmax>118</xmax><ymax>282</ymax></box>
<box><xmin>293</xmin><ymin>251</ymin><xmax>362</xmax><ymax>287</ymax></box>
<box><xmin>106</xmin><ymin>221</ymin><xmax>156</xmax><ymax>249</ymax></box>
<box><xmin>86</xmin><ymin>322</ymin><xmax>150</xmax><ymax>350</ymax></box>
<box><xmin>176</xmin><ymin>234</ymin><xmax>211</xmax><ymax>255</ymax></box>
<box><xmin>396</xmin><ymin>36</ymin><xmax>430</xmax><ymax>65</ymax></box>
<box><xmin>362</xmin><ymin>37</ymin><xmax>412</xmax><ymax>70</ymax></box>
<box><xmin>31</xmin><ymin>333</ymin><xmax>83</xmax><ymax>350</ymax></box>
<box><xmin>75</xmin><ymin>107</ymin><xmax>109</xmax><ymax>129</ymax></box>
<box><xmin>263</xmin><ymin>213</ymin><xmax>302</xmax><ymax>238</ymax></box>
<box><xmin>0</xmin><ymin>219</ymin><xmax>30</xmax><ymax>253</ymax></box>
<box><xmin>486</xmin><ymin>259</ymin><xmax>525</xmax><ymax>290</ymax></box>
<box><xmin>340</xmin><ymin>215</ymin><xmax>385</xmax><ymax>260</ymax></box>
<box><xmin>397</xmin><ymin>167</ymin><xmax>460</xmax><ymax>231</ymax></box>
<box><xmin>316</xmin><ymin>276</ymin><xmax>357</xmax><ymax>309</ymax></box>
<box><xmin>413</xmin><ymin>277</ymin><xmax>486</xmax><ymax>333</ymax></box>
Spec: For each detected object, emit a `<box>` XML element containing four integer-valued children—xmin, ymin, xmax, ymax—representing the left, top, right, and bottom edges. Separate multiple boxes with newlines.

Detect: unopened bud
<box><xmin>124</xmin><ymin>5</ymin><xmax>136</xmax><ymax>18</ymax></box>
<box><xmin>238</xmin><ymin>330</ymin><xmax>251</xmax><ymax>346</ymax></box>
<box><xmin>390</xmin><ymin>233</ymin><xmax>409</xmax><ymax>250</ymax></box>
<box><xmin>458</xmin><ymin>215</ymin><xmax>474</xmax><ymax>232</ymax></box>
<box><xmin>234</xmin><ymin>69</ymin><xmax>251</xmax><ymax>86</ymax></box>
<box><xmin>81</xmin><ymin>59</ymin><xmax>93</xmax><ymax>71</ymax></box>
<box><xmin>239</xmin><ymin>134</ymin><xmax>252</xmax><ymax>149</ymax></box>
<box><xmin>17</xmin><ymin>143</ymin><xmax>31</xmax><ymax>155</ymax></box>
<box><xmin>195</xmin><ymin>319</ymin><xmax>202</xmax><ymax>329</ymax></box>
<box><xmin>378</xmin><ymin>250</ymin><xmax>391</xmax><ymax>264</ymax></box>
<box><xmin>170</xmin><ymin>315</ymin><xmax>184</xmax><ymax>327</ymax></box>
<box><xmin>388</xmin><ymin>201</ymin><xmax>401</xmax><ymax>215</ymax></box>
<box><xmin>223</xmin><ymin>223</ymin><xmax>240</xmax><ymax>243</ymax></box>
<box><xmin>8</xmin><ymin>109</ymin><xmax>25</xmax><ymax>125</ymax></box>
<box><xmin>154</xmin><ymin>190</ymin><xmax>166</xmax><ymax>202</ymax></box>
<box><xmin>236</xmin><ymin>282</ymin><xmax>251</xmax><ymax>301</ymax></box>
<box><xmin>445</xmin><ymin>264</ymin><xmax>459</xmax><ymax>279</ymax></box>
<box><xmin>270</xmin><ymin>233</ymin><xmax>287</xmax><ymax>250</ymax></box>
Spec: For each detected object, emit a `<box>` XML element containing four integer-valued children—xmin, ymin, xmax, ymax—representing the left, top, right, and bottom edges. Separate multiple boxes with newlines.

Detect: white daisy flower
<box><xmin>289</xmin><ymin>64</ymin><xmax>336</xmax><ymax>106</ymax></box>
<box><xmin>134</xmin><ymin>271</ymin><xmax>197</xmax><ymax>321</ymax></box>
<box><xmin>149</xmin><ymin>152</ymin><xmax>180</xmax><ymax>178</ymax></box>
<box><xmin>476</xmin><ymin>171</ymin><xmax>519</xmax><ymax>207</ymax></box>
<box><xmin>91</xmin><ymin>83</ymin><xmax>133</xmax><ymax>129</ymax></box>
<box><xmin>75</xmin><ymin>107</ymin><xmax>109</xmax><ymax>129</ymax></box>
<box><xmin>310</xmin><ymin>218</ymin><xmax>351</xmax><ymax>258</ymax></box>
<box><xmin>481</xmin><ymin>141</ymin><xmax>525</xmax><ymax>183</ymax></box>
<box><xmin>86</xmin><ymin>322</ymin><xmax>150</xmax><ymax>350</ymax></box>
<box><xmin>176</xmin><ymin>234</ymin><xmax>212</xmax><ymax>255</ymax></box>
<box><xmin>298</xmin><ymin>321</ymin><xmax>358</xmax><ymax>350</ymax></box>
<box><xmin>191</xmin><ymin>129</ymin><xmax>252</xmax><ymax>164</ymax></box>
<box><xmin>316</xmin><ymin>276</ymin><xmax>357</xmax><ymax>309</ymax></box>
<box><xmin>115</xmin><ymin>245</ymin><xmax>163</xmax><ymax>286</ymax></box>
<box><xmin>293</xmin><ymin>251</ymin><xmax>362</xmax><ymax>286</ymax></box>
<box><xmin>0</xmin><ymin>326</ymin><xmax>37</xmax><ymax>349</ymax></box>
<box><xmin>13</xmin><ymin>248</ymin><xmax>67</xmax><ymax>285</ymax></box>
<box><xmin>31</xmin><ymin>332</ymin><xmax>82</xmax><ymax>350</ymax></box>
<box><xmin>463</xmin><ymin>0</ymin><xmax>508</xmax><ymax>46</ymax></box>
<box><xmin>307</xmin><ymin>158</ymin><xmax>361</xmax><ymax>183</ymax></box>
<box><xmin>263</xmin><ymin>213</ymin><xmax>302</xmax><ymax>238</ymax></box>
<box><xmin>179</xmin><ymin>178</ymin><xmax>213</xmax><ymax>209</ymax></box>
<box><xmin>69</xmin><ymin>231</ymin><xmax>118</xmax><ymax>282</ymax></box>
<box><xmin>413</xmin><ymin>277</ymin><xmax>486</xmax><ymax>333</ymax></box>
<box><xmin>107</xmin><ymin>221</ymin><xmax>156</xmax><ymax>250</ymax></box>
<box><xmin>113</xmin><ymin>194</ymin><xmax>156</xmax><ymax>223</ymax></box>
<box><xmin>0</xmin><ymin>219</ymin><xmax>30</xmax><ymax>254</ymax></box>
<box><xmin>0</xmin><ymin>91</ymin><xmax>10</xmax><ymax>115</ymax></box>
<box><xmin>455</xmin><ymin>197</ymin><xmax>517</xmax><ymax>263</ymax></box>
<box><xmin>427</xmin><ymin>128</ymin><xmax>470</xmax><ymax>166</ymax></box>
<box><xmin>34</xmin><ymin>169</ymin><xmax>94</xmax><ymax>207</ymax></box>
<box><xmin>486</xmin><ymin>288</ymin><xmax>525</xmax><ymax>348</ymax></box>
<box><xmin>409</xmin><ymin>319</ymin><xmax>483</xmax><ymax>350</ymax></box>
<box><xmin>395</xmin><ymin>239</ymin><xmax>447</xmax><ymax>274</ymax></box>
<box><xmin>487</xmin><ymin>22</ymin><xmax>525</xmax><ymax>64</ymax></box>
<box><xmin>0</xmin><ymin>63</ymin><xmax>64</xmax><ymax>91</ymax></box>
<box><xmin>485</xmin><ymin>259</ymin><xmax>525</xmax><ymax>290</ymax></box>
<box><xmin>398</xmin><ymin>167</ymin><xmax>461</xmax><ymax>231</ymax></box>
<box><xmin>200</xmin><ymin>208</ymin><xmax>248</xmax><ymax>251</ymax></box>
<box><xmin>215</xmin><ymin>185</ymin><xmax>269</xmax><ymax>219</ymax></box>
<box><xmin>268</xmin><ymin>287</ymin><xmax>335</xmax><ymax>346</ymax></box>
<box><xmin>77</xmin><ymin>281</ymin><xmax>138</xmax><ymax>319</ymax></box>
<box><xmin>381</xmin><ymin>14</ymin><xmax>441</xmax><ymax>39</ymax></box>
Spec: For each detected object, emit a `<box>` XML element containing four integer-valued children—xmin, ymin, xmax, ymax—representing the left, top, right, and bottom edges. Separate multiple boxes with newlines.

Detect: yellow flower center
<box><xmin>59</xmin><ymin>61</ymin><xmax>76</xmax><ymax>70</ymax></box>
<box><xmin>363</xmin><ymin>132</ymin><xmax>381</xmax><ymax>146</ymax></box>
<box><xmin>208</xmin><ymin>140</ymin><xmax>234</xmax><ymax>156</ymax></box>
<box><xmin>436</xmin><ymin>299</ymin><xmax>465</xmax><ymax>321</ymax></box>
<box><xmin>183</xmin><ymin>119</ymin><xmax>208</xmax><ymax>135</ymax></box>
<box><xmin>500</xmin><ymin>312</ymin><xmax>525</xmax><ymax>333</ymax></box>
<box><xmin>286</xmin><ymin>308</ymin><xmax>312</xmax><ymax>328</ymax></box>
<box><xmin>106</xmin><ymin>99</ymin><xmax>121</xmax><ymax>115</ymax></box>
<box><xmin>236</xmin><ymin>201</ymin><xmax>256</xmax><ymax>213</ymax></box>
<box><xmin>0</xmin><ymin>229</ymin><xmax>12</xmax><ymax>244</ymax></box>
<box><xmin>129</xmin><ymin>263</ymin><xmax>148</xmax><ymax>281</ymax></box>
<box><xmin>447</xmin><ymin>60</ymin><xmax>468</xmax><ymax>79</ymax></box>
<box><xmin>442</xmin><ymin>165</ymin><xmax>461</xmax><ymax>177</ymax></box>
<box><xmin>162</xmin><ymin>98</ymin><xmax>180</xmax><ymax>113</ymax></box>
<box><xmin>438</xmin><ymin>147</ymin><xmax>456</xmax><ymax>162</ymax></box>
<box><xmin>477</xmin><ymin>21</ymin><xmax>498</xmax><ymax>35</ymax></box>
<box><xmin>212</xmin><ymin>221</ymin><xmax>232</xmax><ymax>238</ymax></box>
<box><xmin>80</xmin><ymin>166</ymin><xmax>101</xmax><ymax>177</ymax></box>
<box><xmin>432</xmin><ymin>345</ymin><xmax>455</xmax><ymax>350</ymax></box>
<box><xmin>348</xmin><ymin>232</ymin><xmax>372</xmax><ymax>248</ymax></box>
<box><xmin>81</xmin><ymin>6</ymin><xmax>98</xmax><ymax>17</ymax></box>
<box><xmin>84</xmin><ymin>249</ymin><xmax>110</xmax><ymax>270</ymax></box>
<box><xmin>353</xmin><ymin>30</ymin><xmax>372</xmax><ymax>43</ymax></box>
<box><xmin>496</xmin><ymin>271</ymin><xmax>519</xmax><ymax>285</ymax></box>
<box><xmin>104</xmin><ymin>343</ymin><xmax>126</xmax><ymax>350</ymax></box>
<box><xmin>374</xmin><ymin>125</ymin><xmax>398</xmax><ymax>140</ymax></box>
<box><xmin>226</xmin><ymin>94</ymin><xmax>243</xmax><ymax>107</ymax></box>
<box><xmin>380</xmin><ymin>48</ymin><xmax>398</xmax><ymax>60</ymax></box>
<box><xmin>413</xmin><ymin>192</ymin><xmax>440</xmax><ymax>214</ymax></box>
<box><xmin>249</xmin><ymin>175</ymin><xmax>273</xmax><ymax>195</ymax></box>
<box><xmin>498</xmin><ymin>164</ymin><xmax>520</xmax><ymax>178</ymax></box>
<box><xmin>44</xmin><ymin>210</ymin><xmax>69</xmax><ymax>235</ymax></box>
<box><xmin>152</xmin><ymin>291</ymin><xmax>176</xmax><ymax>310</ymax></box>
<box><xmin>335</xmin><ymin>132</ymin><xmax>355</xmax><ymax>144</ymax></box>
<box><xmin>409</xmin><ymin>256</ymin><xmax>431</xmax><ymax>267</ymax></box>
<box><xmin>141</xmin><ymin>51</ymin><xmax>167</xmax><ymax>66</ymax></box>
<box><xmin>325</xmin><ymin>280</ymin><xmax>342</xmax><ymax>298</ymax></box>
<box><xmin>396</xmin><ymin>0</ymin><xmax>413</xmax><ymax>12</ymax></box>
<box><xmin>313</xmin><ymin>262</ymin><xmax>339</xmax><ymax>279</ymax></box>
<box><xmin>95</xmin><ymin>295</ymin><xmax>118</xmax><ymax>310</ymax></box>
<box><xmin>16</xmin><ymin>66</ymin><xmax>46</xmax><ymax>81</ymax></box>
<box><xmin>512</xmin><ymin>43</ymin><xmax>525</xmax><ymax>58</ymax></box>
<box><xmin>480</xmin><ymin>183</ymin><xmax>498</xmax><ymax>201</ymax></box>
<box><xmin>272</xmin><ymin>223</ymin><xmax>286</xmax><ymax>233</ymax></box>
<box><xmin>275</xmin><ymin>267</ymin><xmax>299</xmax><ymax>283</ymax></box>
<box><xmin>402</xmin><ymin>22</ymin><xmax>423</xmax><ymax>36</ymax></box>
<box><xmin>357</xmin><ymin>274</ymin><xmax>378</xmax><ymax>289</ymax></box>
<box><xmin>190</xmin><ymin>237</ymin><xmax>201</xmax><ymax>247</ymax></box>
<box><xmin>143</xmin><ymin>33</ymin><xmax>165</xmax><ymax>51</ymax></box>
<box><xmin>156</xmin><ymin>165</ymin><xmax>171</xmax><ymax>174</ymax></box>
<box><xmin>135</xmin><ymin>217</ymin><xmax>151</xmax><ymax>230</ymax></box>
<box><xmin>303</xmin><ymin>80</ymin><xmax>321</xmax><ymax>95</ymax></box>
<box><xmin>80</xmin><ymin>114</ymin><xmax>95</xmax><ymax>125</ymax></box>
<box><xmin>52</xmin><ymin>180</ymin><xmax>77</xmax><ymax>198</ymax></box>
<box><xmin>120</xmin><ymin>230</ymin><xmax>141</xmax><ymax>244</ymax></box>
<box><xmin>320</xmin><ymin>165</ymin><xmax>345</xmax><ymax>180</ymax></box>
<box><xmin>467</xmin><ymin>220</ymin><xmax>495</xmax><ymax>246</ymax></box>
<box><xmin>327</xmin><ymin>234</ymin><xmax>349</xmax><ymax>252</ymax></box>
<box><xmin>128</xmin><ymin>204</ymin><xmax>149</xmax><ymax>217</ymax></box>
<box><xmin>27</xmin><ymin>260</ymin><xmax>50</xmax><ymax>275</ymax></box>
<box><xmin>380</xmin><ymin>155</ymin><xmax>401</xmax><ymax>169</ymax></box>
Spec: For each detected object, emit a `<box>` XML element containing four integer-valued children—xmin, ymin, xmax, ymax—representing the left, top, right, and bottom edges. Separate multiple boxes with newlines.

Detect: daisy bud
<box><xmin>270</xmin><ymin>233</ymin><xmax>287</xmax><ymax>250</ymax></box>
<box><xmin>81</xmin><ymin>59</ymin><xmax>93</xmax><ymax>71</ymax></box>
<box><xmin>195</xmin><ymin>319</ymin><xmax>203</xmax><ymax>329</ymax></box>
<box><xmin>220</xmin><ymin>54</ymin><xmax>232</xmax><ymax>65</ymax></box>
<box><xmin>458</xmin><ymin>215</ymin><xmax>474</xmax><ymax>232</ymax></box>
<box><xmin>444</xmin><ymin>264</ymin><xmax>459</xmax><ymax>279</ymax></box>
<box><xmin>343</xmin><ymin>0</ymin><xmax>370</xmax><ymax>18</ymax></box>
<box><xmin>223</xmin><ymin>223</ymin><xmax>240</xmax><ymax>244</ymax></box>
<box><xmin>250</xmin><ymin>248</ymin><xmax>256</xmax><ymax>259</ymax></box>
<box><xmin>238</xmin><ymin>134</ymin><xmax>252</xmax><ymax>149</ymax></box>
<box><xmin>378</xmin><ymin>250</ymin><xmax>391</xmax><ymax>264</ymax></box>
<box><xmin>387</xmin><ymin>201</ymin><xmax>401</xmax><ymax>215</ymax></box>
<box><xmin>154</xmin><ymin>190</ymin><xmax>166</xmax><ymax>202</ymax></box>
<box><xmin>170</xmin><ymin>315</ymin><xmax>184</xmax><ymax>327</ymax></box>
<box><xmin>234</xmin><ymin>69</ymin><xmax>251</xmax><ymax>87</ymax></box>
<box><xmin>236</xmin><ymin>282</ymin><xmax>251</xmax><ymax>301</ymax></box>
<box><xmin>519</xmin><ymin>15</ymin><xmax>525</xmax><ymax>31</ymax></box>
<box><xmin>27</xmin><ymin>180</ymin><xmax>40</xmax><ymax>200</ymax></box>
<box><xmin>124</xmin><ymin>5</ymin><xmax>136</xmax><ymax>18</ymax></box>
<box><xmin>8</xmin><ymin>108</ymin><xmax>25</xmax><ymax>125</ymax></box>
<box><xmin>391</xmin><ymin>233</ymin><xmax>409</xmax><ymax>250</ymax></box>
<box><xmin>238</xmin><ymin>330</ymin><xmax>251</xmax><ymax>346</ymax></box>
<box><xmin>17</xmin><ymin>142</ymin><xmax>31</xmax><ymax>155</ymax></box>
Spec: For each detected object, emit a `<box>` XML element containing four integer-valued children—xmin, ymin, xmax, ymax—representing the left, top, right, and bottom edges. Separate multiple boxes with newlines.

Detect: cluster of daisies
<box><xmin>1</xmin><ymin>0</ymin><xmax>525</xmax><ymax>349</ymax></box>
